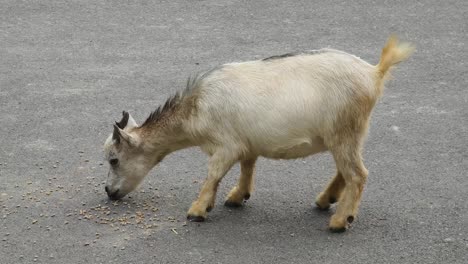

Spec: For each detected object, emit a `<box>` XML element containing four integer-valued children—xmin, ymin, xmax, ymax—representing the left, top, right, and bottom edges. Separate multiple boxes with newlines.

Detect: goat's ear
<box><xmin>113</xmin><ymin>124</ymin><xmax>138</xmax><ymax>147</ymax></box>
<box><xmin>113</xmin><ymin>124</ymin><xmax>122</xmax><ymax>144</ymax></box>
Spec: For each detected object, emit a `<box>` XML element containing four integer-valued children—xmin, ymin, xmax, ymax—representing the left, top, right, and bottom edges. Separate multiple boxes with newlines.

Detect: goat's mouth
<box><xmin>105</xmin><ymin>187</ymin><xmax>125</xmax><ymax>200</ymax></box>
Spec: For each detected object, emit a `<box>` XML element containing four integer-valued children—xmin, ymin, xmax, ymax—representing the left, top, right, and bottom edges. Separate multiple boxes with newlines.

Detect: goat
<box><xmin>104</xmin><ymin>35</ymin><xmax>413</xmax><ymax>232</ymax></box>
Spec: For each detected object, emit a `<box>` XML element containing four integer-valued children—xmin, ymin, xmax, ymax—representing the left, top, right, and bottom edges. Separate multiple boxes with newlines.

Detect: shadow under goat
<box><xmin>103</xmin><ymin>35</ymin><xmax>414</xmax><ymax>232</ymax></box>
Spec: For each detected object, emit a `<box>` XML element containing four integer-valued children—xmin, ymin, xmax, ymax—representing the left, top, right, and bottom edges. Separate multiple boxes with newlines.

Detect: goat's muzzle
<box><xmin>105</xmin><ymin>186</ymin><xmax>122</xmax><ymax>200</ymax></box>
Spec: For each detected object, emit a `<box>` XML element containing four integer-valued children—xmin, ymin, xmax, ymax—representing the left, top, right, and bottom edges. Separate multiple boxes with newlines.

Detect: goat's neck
<box><xmin>140</xmin><ymin>117</ymin><xmax>194</xmax><ymax>158</ymax></box>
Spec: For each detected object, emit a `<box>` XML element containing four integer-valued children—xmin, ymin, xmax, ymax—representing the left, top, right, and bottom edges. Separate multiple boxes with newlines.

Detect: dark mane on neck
<box><xmin>140</xmin><ymin>69</ymin><xmax>217</xmax><ymax>128</ymax></box>
<box><xmin>140</xmin><ymin>92</ymin><xmax>182</xmax><ymax>127</ymax></box>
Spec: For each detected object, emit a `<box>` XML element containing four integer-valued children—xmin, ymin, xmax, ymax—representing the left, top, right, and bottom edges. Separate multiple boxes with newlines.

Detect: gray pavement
<box><xmin>1</xmin><ymin>0</ymin><xmax>467</xmax><ymax>263</ymax></box>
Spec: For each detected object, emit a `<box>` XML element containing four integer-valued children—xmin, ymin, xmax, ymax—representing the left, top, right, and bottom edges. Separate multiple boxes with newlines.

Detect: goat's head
<box><xmin>103</xmin><ymin>111</ymin><xmax>157</xmax><ymax>200</ymax></box>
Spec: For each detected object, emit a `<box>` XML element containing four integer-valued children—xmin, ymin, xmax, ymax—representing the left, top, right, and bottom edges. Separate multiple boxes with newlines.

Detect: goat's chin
<box><xmin>119</xmin><ymin>190</ymin><xmax>134</xmax><ymax>199</ymax></box>
<box><xmin>108</xmin><ymin>194</ymin><xmax>123</xmax><ymax>201</ymax></box>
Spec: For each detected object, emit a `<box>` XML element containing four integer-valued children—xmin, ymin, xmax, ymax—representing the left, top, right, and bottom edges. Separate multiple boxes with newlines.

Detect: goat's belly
<box><xmin>259</xmin><ymin>137</ymin><xmax>327</xmax><ymax>160</ymax></box>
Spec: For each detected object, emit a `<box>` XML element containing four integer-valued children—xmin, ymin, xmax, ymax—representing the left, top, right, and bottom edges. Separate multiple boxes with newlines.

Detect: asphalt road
<box><xmin>1</xmin><ymin>0</ymin><xmax>467</xmax><ymax>263</ymax></box>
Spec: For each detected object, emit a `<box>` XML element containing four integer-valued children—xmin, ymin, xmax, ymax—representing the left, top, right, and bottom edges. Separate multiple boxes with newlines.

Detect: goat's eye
<box><xmin>109</xmin><ymin>159</ymin><xmax>119</xmax><ymax>166</ymax></box>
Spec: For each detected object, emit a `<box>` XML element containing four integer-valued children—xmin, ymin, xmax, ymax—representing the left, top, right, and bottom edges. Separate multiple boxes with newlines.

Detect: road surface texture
<box><xmin>1</xmin><ymin>0</ymin><xmax>467</xmax><ymax>263</ymax></box>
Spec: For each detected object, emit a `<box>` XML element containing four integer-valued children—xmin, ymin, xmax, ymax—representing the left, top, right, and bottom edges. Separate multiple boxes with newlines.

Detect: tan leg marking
<box><xmin>328</xmin><ymin>146</ymin><xmax>368</xmax><ymax>232</ymax></box>
<box><xmin>225</xmin><ymin>158</ymin><xmax>257</xmax><ymax>207</ymax></box>
<box><xmin>187</xmin><ymin>151</ymin><xmax>238</xmax><ymax>221</ymax></box>
<box><xmin>315</xmin><ymin>171</ymin><xmax>345</xmax><ymax>210</ymax></box>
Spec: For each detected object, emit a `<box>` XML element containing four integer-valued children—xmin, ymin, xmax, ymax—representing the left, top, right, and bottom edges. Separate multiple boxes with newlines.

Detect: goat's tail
<box><xmin>376</xmin><ymin>35</ymin><xmax>414</xmax><ymax>78</ymax></box>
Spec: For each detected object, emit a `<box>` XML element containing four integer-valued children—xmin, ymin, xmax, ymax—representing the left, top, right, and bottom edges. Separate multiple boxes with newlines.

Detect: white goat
<box><xmin>104</xmin><ymin>35</ymin><xmax>413</xmax><ymax>232</ymax></box>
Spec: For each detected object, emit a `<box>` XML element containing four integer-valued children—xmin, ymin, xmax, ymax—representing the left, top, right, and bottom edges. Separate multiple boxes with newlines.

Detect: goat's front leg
<box><xmin>187</xmin><ymin>151</ymin><xmax>237</xmax><ymax>222</ymax></box>
<box><xmin>225</xmin><ymin>158</ymin><xmax>257</xmax><ymax>207</ymax></box>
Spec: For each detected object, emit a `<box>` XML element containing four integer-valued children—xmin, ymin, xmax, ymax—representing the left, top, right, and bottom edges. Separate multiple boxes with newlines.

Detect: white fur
<box><xmin>185</xmin><ymin>51</ymin><xmax>375</xmax><ymax>158</ymax></box>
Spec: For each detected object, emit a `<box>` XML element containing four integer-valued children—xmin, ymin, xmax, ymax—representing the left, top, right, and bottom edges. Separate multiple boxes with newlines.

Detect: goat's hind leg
<box><xmin>315</xmin><ymin>172</ymin><xmax>345</xmax><ymax>210</ymax></box>
<box><xmin>225</xmin><ymin>158</ymin><xmax>257</xmax><ymax>207</ymax></box>
<box><xmin>328</xmin><ymin>143</ymin><xmax>368</xmax><ymax>232</ymax></box>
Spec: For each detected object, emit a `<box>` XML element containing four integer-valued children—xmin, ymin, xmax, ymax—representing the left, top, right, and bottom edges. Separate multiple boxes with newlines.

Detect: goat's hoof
<box><xmin>244</xmin><ymin>193</ymin><xmax>251</xmax><ymax>200</ymax></box>
<box><xmin>187</xmin><ymin>215</ymin><xmax>206</xmax><ymax>222</ymax></box>
<box><xmin>329</xmin><ymin>226</ymin><xmax>347</xmax><ymax>233</ymax></box>
<box><xmin>315</xmin><ymin>201</ymin><xmax>330</xmax><ymax>211</ymax></box>
<box><xmin>329</xmin><ymin>214</ymin><xmax>349</xmax><ymax>232</ymax></box>
<box><xmin>329</xmin><ymin>197</ymin><xmax>337</xmax><ymax>204</ymax></box>
<box><xmin>224</xmin><ymin>200</ymin><xmax>243</xmax><ymax>208</ymax></box>
<box><xmin>206</xmin><ymin>206</ymin><xmax>213</xmax><ymax>212</ymax></box>
<box><xmin>347</xmin><ymin>216</ymin><xmax>354</xmax><ymax>224</ymax></box>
